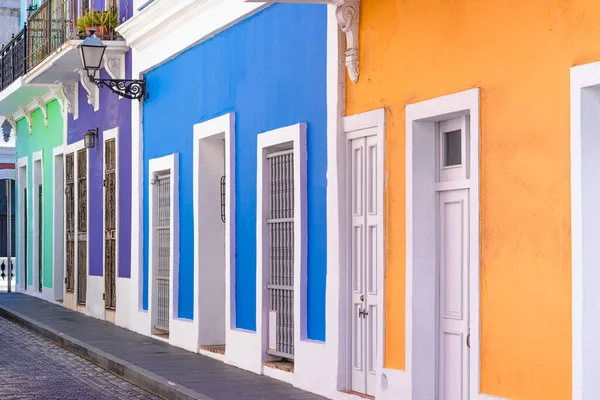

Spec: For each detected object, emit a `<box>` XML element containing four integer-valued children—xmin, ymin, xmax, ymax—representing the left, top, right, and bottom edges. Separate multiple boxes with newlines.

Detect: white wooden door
<box><xmin>438</xmin><ymin>189</ymin><xmax>470</xmax><ymax>400</ymax></box>
<box><xmin>350</xmin><ymin>133</ymin><xmax>380</xmax><ymax>396</ymax></box>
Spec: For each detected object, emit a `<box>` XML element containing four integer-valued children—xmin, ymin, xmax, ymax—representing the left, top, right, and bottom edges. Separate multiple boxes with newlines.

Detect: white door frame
<box><xmin>103</xmin><ymin>127</ymin><xmax>120</xmax><ymax>312</ymax></box>
<box><xmin>193</xmin><ymin>112</ymin><xmax>235</xmax><ymax>348</ymax></box>
<box><xmin>32</xmin><ymin>150</ymin><xmax>43</xmax><ymax>295</ymax></box>
<box><xmin>17</xmin><ymin>156</ymin><xmax>28</xmax><ymax>292</ymax></box>
<box><xmin>570</xmin><ymin>61</ymin><xmax>600</xmax><ymax>400</ymax></box>
<box><xmin>53</xmin><ymin>145</ymin><xmax>65</xmax><ymax>302</ymax></box>
<box><xmin>341</xmin><ymin>108</ymin><xmax>385</xmax><ymax>394</ymax></box>
<box><xmin>405</xmin><ymin>88</ymin><xmax>481</xmax><ymax>399</ymax></box>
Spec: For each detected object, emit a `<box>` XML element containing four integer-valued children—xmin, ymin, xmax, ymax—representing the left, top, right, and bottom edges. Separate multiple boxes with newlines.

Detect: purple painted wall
<box><xmin>67</xmin><ymin>51</ymin><xmax>132</xmax><ymax>278</ymax></box>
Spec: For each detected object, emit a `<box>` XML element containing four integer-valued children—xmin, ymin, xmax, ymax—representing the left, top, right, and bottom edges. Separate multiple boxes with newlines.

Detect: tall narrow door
<box><xmin>437</xmin><ymin>189</ymin><xmax>470</xmax><ymax>400</ymax></box>
<box><xmin>65</xmin><ymin>153</ymin><xmax>75</xmax><ymax>292</ymax></box>
<box><xmin>38</xmin><ymin>184</ymin><xmax>42</xmax><ymax>292</ymax></box>
<box><xmin>349</xmin><ymin>133</ymin><xmax>380</xmax><ymax>396</ymax></box>
<box><xmin>155</xmin><ymin>174</ymin><xmax>171</xmax><ymax>332</ymax></box>
<box><xmin>23</xmin><ymin>187</ymin><xmax>27</xmax><ymax>290</ymax></box>
<box><xmin>77</xmin><ymin>149</ymin><xmax>87</xmax><ymax>305</ymax></box>
<box><xmin>266</xmin><ymin>149</ymin><xmax>295</xmax><ymax>360</ymax></box>
<box><xmin>104</xmin><ymin>139</ymin><xmax>116</xmax><ymax>310</ymax></box>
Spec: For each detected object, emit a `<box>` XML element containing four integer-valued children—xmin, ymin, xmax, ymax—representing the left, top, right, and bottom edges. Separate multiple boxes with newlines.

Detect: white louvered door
<box><xmin>350</xmin><ymin>132</ymin><xmax>380</xmax><ymax>396</ymax></box>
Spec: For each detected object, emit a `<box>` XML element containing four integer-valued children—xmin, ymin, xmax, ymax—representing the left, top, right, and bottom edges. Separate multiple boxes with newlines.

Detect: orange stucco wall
<box><xmin>344</xmin><ymin>1</ymin><xmax>600</xmax><ymax>398</ymax></box>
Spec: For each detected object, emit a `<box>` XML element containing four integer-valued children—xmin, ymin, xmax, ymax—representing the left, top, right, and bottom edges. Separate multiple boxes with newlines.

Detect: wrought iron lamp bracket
<box><xmin>87</xmin><ymin>74</ymin><xmax>148</xmax><ymax>101</ymax></box>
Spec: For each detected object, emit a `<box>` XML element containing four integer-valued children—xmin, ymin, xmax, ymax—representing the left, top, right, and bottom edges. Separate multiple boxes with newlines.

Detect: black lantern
<box><xmin>84</xmin><ymin>128</ymin><xmax>99</xmax><ymax>149</ymax></box>
<box><xmin>78</xmin><ymin>29</ymin><xmax>147</xmax><ymax>101</ymax></box>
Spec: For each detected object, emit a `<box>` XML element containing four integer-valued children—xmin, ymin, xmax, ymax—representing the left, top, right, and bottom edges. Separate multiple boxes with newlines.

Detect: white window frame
<box><xmin>103</xmin><ymin>127</ymin><xmax>120</xmax><ymax>308</ymax></box>
<box><xmin>17</xmin><ymin>156</ymin><xmax>28</xmax><ymax>292</ymax></box>
<box><xmin>32</xmin><ymin>150</ymin><xmax>43</xmax><ymax>295</ymax></box>
<box><xmin>570</xmin><ymin>61</ymin><xmax>600</xmax><ymax>400</ymax></box>
<box><xmin>256</xmin><ymin>123</ymin><xmax>307</xmax><ymax>362</ymax></box>
<box><xmin>53</xmin><ymin>145</ymin><xmax>65</xmax><ymax>302</ymax></box>
<box><xmin>406</xmin><ymin>88</ymin><xmax>490</xmax><ymax>399</ymax></box>
<box><xmin>193</xmin><ymin>113</ymin><xmax>235</xmax><ymax>348</ymax></box>
<box><xmin>148</xmin><ymin>153</ymin><xmax>179</xmax><ymax>336</ymax></box>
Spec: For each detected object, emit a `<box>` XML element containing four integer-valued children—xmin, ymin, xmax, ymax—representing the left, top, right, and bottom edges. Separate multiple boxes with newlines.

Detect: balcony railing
<box><xmin>0</xmin><ymin>28</ymin><xmax>27</xmax><ymax>91</ymax></box>
<box><xmin>27</xmin><ymin>0</ymin><xmax>74</xmax><ymax>71</ymax></box>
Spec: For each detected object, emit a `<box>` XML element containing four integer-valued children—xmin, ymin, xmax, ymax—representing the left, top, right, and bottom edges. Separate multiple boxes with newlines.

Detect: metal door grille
<box><xmin>155</xmin><ymin>175</ymin><xmax>171</xmax><ymax>332</ymax></box>
<box><xmin>77</xmin><ymin>149</ymin><xmax>87</xmax><ymax>305</ymax></box>
<box><xmin>266</xmin><ymin>149</ymin><xmax>295</xmax><ymax>359</ymax></box>
<box><xmin>38</xmin><ymin>184</ymin><xmax>42</xmax><ymax>292</ymax></box>
<box><xmin>0</xmin><ymin>214</ymin><xmax>16</xmax><ymax>258</ymax></box>
<box><xmin>23</xmin><ymin>187</ymin><xmax>28</xmax><ymax>290</ymax></box>
<box><xmin>65</xmin><ymin>153</ymin><xmax>75</xmax><ymax>292</ymax></box>
<box><xmin>104</xmin><ymin>139</ymin><xmax>116</xmax><ymax>309</ymax></box>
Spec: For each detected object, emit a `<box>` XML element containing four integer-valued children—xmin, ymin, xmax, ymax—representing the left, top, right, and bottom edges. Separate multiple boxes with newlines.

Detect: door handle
<box><xmin>466</xmin><ymin>333</ymin><xmax>470</xmax><ymax>348</ymax></box>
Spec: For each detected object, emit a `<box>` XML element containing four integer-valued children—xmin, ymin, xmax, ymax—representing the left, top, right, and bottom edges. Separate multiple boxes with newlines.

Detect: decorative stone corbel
<box><xmin>77</xmin><ymin>69</ymin><xmax>100</xmax><ymax>112</ymax></box>
<box><xmin>334</xmin><ymin>0</ymin><xmax>360</xmax><ymax>82</ymax></box>
<box><xmin>104</xmin><ymin>54</ymin><xmax>125</xmax><ymax>99</ymax></box>
<box><xmin>33</xmin><ymin>97</ymin><xmax>48</xmax><ymax>127</ymax></box>
<box><xmin>5</xmin><ymin>116</ymin><xmax>17</xmax><ymax>137</ymax></box>
<box><xmin>104</xmin><ymin>54</ymin><xmax>125</xmax><ymax>80</ymax></box>
<box><xmin>18</xmin><ymin>106</ymin><xmax>32</xmax><ymax>134</ymax></box>
<box><xmin>50</xmin><ymin>85</ymin><xmax>65</xmax><ymax>114</ymax></box>
<box><xmin>60</xmin><ymin>82</ymin><xmax>79</xmax><ymax>120</ymax></box>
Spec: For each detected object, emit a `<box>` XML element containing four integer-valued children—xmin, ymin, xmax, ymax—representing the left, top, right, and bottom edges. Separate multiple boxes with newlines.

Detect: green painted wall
<box><xmin>15</xmin><ymin>99</ymin><xmax>63</xmax><ymax>289</ymax></box>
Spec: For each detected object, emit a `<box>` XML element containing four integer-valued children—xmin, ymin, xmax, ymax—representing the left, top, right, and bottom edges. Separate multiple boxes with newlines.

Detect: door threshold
<box><xmin>199</xmin><ymin>344</ymin><xmax>226</xmax><ymax>361</ymax></box>
<box><xmin>263</xmin><ymin>360</ymin><xmax>294</xmax><ymax>384</ymax></box>
<box><xmin>340</xmin><ymin>390</ymin><xmax>374</xmax><ymax>399</ymax></box>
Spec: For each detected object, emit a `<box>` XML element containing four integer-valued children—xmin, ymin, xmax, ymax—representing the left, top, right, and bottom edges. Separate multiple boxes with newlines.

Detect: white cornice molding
<box><xmin>118</xmin><ymin>0</ymin><xmax>216</xmax><ymax>48</ymax></box>
<box><xmin>77</xmin><ymin>69</ymin><xmax>100</xmax><ymax>112</ymax></box>
<box><xmin>117</xmin><ymin>0</ymin><xmax>268</xmax><ymax>59</ymax></box>
<box><xmin>33</xmin><ymin>97</ymin><xmax>48</xmax><ymax>127</ymax></box>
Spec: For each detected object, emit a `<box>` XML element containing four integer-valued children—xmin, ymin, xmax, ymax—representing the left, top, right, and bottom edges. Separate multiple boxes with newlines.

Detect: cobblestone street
<box><xmin>0</xmin><ymin>316</ymin><xmax>160</xmax><ymax>400</ymax></box>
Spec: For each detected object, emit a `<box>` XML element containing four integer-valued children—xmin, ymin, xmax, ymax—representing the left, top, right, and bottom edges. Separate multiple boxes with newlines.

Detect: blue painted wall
<box><xmin>142</xmin><ymin>4</ymin><xmax>327</xmax><ymax>339</ymax></box>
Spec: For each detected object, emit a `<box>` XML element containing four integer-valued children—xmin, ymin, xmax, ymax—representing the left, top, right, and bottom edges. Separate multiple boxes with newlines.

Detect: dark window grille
<box><xmin>65</xmin><ymin>153</ymin><xmax>75</xmax><ymax>292</ymax></box>
<box><xmin>104</xmin><ymin>139</ymin><xmax>116</xmax><ymax>309</ymax></box>
<box><xmin>77</xmin><ymin>149</ymin><xmax>87</xmax><ymax>304</ymax></box>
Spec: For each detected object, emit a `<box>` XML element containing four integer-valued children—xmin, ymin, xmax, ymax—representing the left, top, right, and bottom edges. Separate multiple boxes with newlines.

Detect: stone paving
<box><xmin>0</xmin><ymin>316</ymin><xmax>160</xmax><ymax>400</ymax></box>
<box><xmin>0</xmin><ymin>293</ymin><xmax>327</xmax><ymax>400</ymax></box>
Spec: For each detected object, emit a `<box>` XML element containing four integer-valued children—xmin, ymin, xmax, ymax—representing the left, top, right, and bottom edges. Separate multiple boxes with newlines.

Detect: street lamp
<box><xmin>84</xmin><ymin>128</ymin><xmax>98</xmax><ymax>149</ymax></box>
<box><xmin>78</xmin><ymin>29</ymin><xmax>147</xmax><ymax>101</ymax></box>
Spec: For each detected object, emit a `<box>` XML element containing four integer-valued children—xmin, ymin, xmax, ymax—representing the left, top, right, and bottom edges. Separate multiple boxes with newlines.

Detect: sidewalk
<box><xmin>0</xmin><ymin>293</ymin><xmax>327</xmax><ymax>400</ymax></box>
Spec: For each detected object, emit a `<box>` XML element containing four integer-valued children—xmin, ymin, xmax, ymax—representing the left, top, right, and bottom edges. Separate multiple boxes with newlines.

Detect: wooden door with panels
<box><xmin>349</xmin><ymin>128</ymin><xmax>381</xmax><ymax>397</ymax></box>
<box><xmin>436</xmin><ymin>117</ymin><xmax>470</xmax><ymax>400</ymax></box>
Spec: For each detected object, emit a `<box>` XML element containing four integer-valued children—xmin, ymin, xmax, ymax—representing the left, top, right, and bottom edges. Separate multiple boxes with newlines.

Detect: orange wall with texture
<box><xmin>344</xmin><ymin>0</ymin><xmax>600</xmax><ymax>399</ymax></box>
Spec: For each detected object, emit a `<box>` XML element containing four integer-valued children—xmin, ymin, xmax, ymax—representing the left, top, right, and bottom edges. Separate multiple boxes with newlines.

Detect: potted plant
<box><xmin>77</xmin><ymin>8</ymin><xmax>119</xmax><ymax>38</ymax></box>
